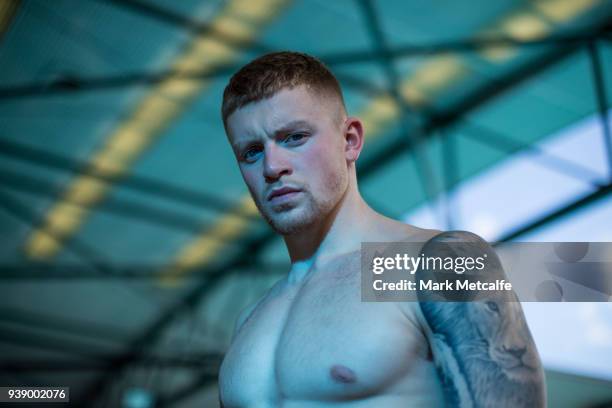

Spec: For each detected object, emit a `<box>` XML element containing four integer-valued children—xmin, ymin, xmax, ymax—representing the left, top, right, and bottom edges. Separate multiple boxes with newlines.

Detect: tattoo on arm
<box><xmin>417</xmin><ymin>231</ymin><xmax>546</xmax><ymax>408</ymax></box>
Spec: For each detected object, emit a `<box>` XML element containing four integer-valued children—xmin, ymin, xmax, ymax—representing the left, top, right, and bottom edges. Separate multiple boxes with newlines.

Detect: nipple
<box><xmin>330</xmin><ymin>364</ymin><xmax>357</xmax><ymax>384</ymax></box>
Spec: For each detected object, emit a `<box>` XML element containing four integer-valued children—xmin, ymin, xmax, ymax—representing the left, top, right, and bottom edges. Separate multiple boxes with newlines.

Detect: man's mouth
<box><xmin>267</xmin><ymin>187</ymin><xmax>302</xmax><ymax>202</ymax></box>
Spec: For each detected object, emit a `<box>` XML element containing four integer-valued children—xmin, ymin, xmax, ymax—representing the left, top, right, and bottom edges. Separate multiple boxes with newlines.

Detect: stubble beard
<box><xmin>252</xmin><ymin>170</ymin><xmax>348</xmax><ymax>236</ymax></box>
<box><xmin>265</xmin><ymin>190</ymin><xmax>321</xmax><ymax>235</ymax></box>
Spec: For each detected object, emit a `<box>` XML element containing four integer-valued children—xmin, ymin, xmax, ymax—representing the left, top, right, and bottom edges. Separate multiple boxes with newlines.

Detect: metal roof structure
<box><xmin>0</xmin><ymin>0</ymin><xmax>611</xmax><ymax>406</ymax></box>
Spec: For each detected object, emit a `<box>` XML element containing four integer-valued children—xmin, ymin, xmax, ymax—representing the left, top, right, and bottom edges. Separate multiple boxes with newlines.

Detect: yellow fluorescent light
<box><xmin>358</xmin><ymin>95</ymin><xmax>400</xmax><ymax>139</ymax></box>
<box><xmin>479</xmin><ymin>9</ymin><xmax>552</xmax><ymax>63</ymax></box>
<box><xmin>411</xmin><ymin>55</ymin><xmax>468</xmax><ymax>93</ymax></box>
<box><xmin>27</xmin><ymin>203</ymin><xmax>85</xmax><ymax>259</ymax></box>
<box><xmin>64</xmin><ymin>176</ymin><xmax>110</xmax><ymax>206</ymax></box>
<box><xmin>44</xmin><ymin>203</ymin><xmax>87</xmax><ymax>239</ymax></box>
<box><xmin>356</xmin><ymin>56</ymin><xmax>465</xmax><ymax>142</ymax></box>
<box><xmin>399</xmin><ymin>84</ymin><xmax>428</xmax><ymax>107</ymax></box>
<box><xmin>131</xmin><ymin>94</ymin><xmax>185</xmax><ymax>128</ymax></box>
<box><xmin>478</xmin><ymin>42</ymin><xmax>517</xmax><ymax>62</ymax></box>
<box><xmin>189</xmin><ymin>37</ymin><xmax>236</xmax><ymax>65</ymax></box>
<box><xmin>25</xmin><ymin>232</ymin><xmax>60</xmax><ymax>259</ymax></box>
<box><xmin>482</xmin><ymin>0</ymin><xmax>598</xmax><ymax>63</ymax></box>
<box><xmin>157</xmin><ymin>77</ymin><xmax>205</xmax><ymax>100</ymax></box>
<box><xmin>0</xmin><ymin>0</ymin><xmax>19</xmax><ymax>36</ymax></box>
<box><xmin>356</xmin><ymin>57</ymin><xmax>465</xmax><ymax>144</ymax></box>
<box><xmin>24</xmin><ymin>0</ymin><xmax>290</xmax><ymax>260</ymax></box>
<box><xmin>105</xmin><ymin>127</ymin><xmax>151</xmax><ymax>158</ymax></box>
<box><xmin>503</xmin><ymin>13</ymin><xmax>551</xmax><ymax>41</ymax></box>
<box><xmin>89</xmin><ymin>152</ymin><xmax>129</xmax><ymax>178</ymax></box>
<box><xmin>228</xmin><ymin>0</ymin><xmax>287</xmax><ymax>21</ymax></box>
<box><xmin>534</xmin><ymin>0</ymin><xmax>599</xmax><ymax>22</ymax></box>
<box><xmin>210</xmin><ymin>15</ymin><xmax>255</xmax><ymax>44</ymax></box>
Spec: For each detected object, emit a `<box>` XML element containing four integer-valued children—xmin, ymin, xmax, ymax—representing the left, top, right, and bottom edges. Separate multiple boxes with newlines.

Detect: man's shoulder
<box><xmin>400</xmin><ymin>226</ymin><xmax>487</xmax><ymax>246</ymax></box>
<box><xmin>377</xmin><ymin>218</ymin><xmax>441</xmax><ymax>243</ymax></box>
<box><xmin>373</xmin><ymin>220</ymin><xmax>493</xmax><ymax>262</ymax></box>
<box><xmin>419</xmin><ymin>230</ymin><xmax>495</xmax><ymax>259</ymax></box>
<box><xmin>378</xmin><ymin>222</ymin><xmax>488</xmax><ymax>247</ymax></box>
<box><xmin>423</xmin><ymin>229</ymin><xmax>487</xmax><ymax>243</ymax></box>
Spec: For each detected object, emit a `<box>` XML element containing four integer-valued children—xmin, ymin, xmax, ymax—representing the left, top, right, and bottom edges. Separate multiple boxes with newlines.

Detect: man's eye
<box><xmin>283</xmin><ymin>133</ymin><xmax>307</xmax><ymax>144</ymax></box>
<box><xmin>242</xmin><ymin>146</ymin><xmax>263</xmax><ymax>162</ymax></box>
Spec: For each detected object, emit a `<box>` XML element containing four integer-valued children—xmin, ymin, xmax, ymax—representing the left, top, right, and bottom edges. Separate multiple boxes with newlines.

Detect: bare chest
<box><xmin>219</xmin><ymin>259</ymin><xmax>438</xmax><ymax>406</ymax></box>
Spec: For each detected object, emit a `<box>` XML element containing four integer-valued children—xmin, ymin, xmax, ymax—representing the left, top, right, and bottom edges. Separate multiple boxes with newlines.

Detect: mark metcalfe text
<box><xmin>372</xmin><ymin>279</ymin><xmax>513</xmax><ymax>292</ymax></box>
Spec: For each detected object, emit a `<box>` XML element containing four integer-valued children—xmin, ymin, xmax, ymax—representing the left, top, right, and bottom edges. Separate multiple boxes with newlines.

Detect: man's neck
<box><xmin>283</xmin><ymin>180</ymin><xmax>381</xmax><ymax>267</ymax></box>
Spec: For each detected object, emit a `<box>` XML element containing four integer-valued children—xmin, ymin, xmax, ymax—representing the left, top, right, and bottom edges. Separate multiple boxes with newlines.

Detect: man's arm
<box><xmin>415</xmin><ymin>231</ymin><xmax>546</xmax><ymax>407</ymax></box>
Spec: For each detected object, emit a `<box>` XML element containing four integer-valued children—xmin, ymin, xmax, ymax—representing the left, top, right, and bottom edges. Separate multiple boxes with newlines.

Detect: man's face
<box><xmin>226</xmin><ymin>85</ymin><xmax>349</xmax><ymax>235</ymax></box>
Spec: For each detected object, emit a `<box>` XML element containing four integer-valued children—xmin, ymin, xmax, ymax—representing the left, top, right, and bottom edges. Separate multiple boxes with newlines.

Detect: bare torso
<box><xmin>219</xmin><ymin>232</ymin><xmax>444</xmax><ymax>407</ymax></box>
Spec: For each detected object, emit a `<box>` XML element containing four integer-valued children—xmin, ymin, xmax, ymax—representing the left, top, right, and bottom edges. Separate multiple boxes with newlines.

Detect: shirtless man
<box><xmin>218</xmin><ymin>52</ymin><xmax>545</xmax><ymax>407</ymax></box>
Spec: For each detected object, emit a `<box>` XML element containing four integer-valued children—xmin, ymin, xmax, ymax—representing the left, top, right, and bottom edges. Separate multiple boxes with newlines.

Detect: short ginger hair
<box><xmin>221</xmin><ymin>51</ymin><xmax>346</xmax><ymax>128</ymax></box>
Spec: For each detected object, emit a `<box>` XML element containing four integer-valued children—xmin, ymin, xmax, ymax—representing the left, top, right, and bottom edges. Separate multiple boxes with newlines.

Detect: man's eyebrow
<box><xmin>273</xmin><ymin>120</ymin><xmax>313</xmax><ymax>135</ymax></box>
<box><xmin>232</xmin><ymin>139</ymin><xmax>255</xmax><ymax>152</ymax></box>
<box><xmin>232</xmin><ymin>120</ymin><xmax>314</xmax><ymax>152</ymax></box>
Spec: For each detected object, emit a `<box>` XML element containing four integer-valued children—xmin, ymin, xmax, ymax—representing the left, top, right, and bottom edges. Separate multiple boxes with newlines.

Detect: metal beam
<box><xmin>102</xmin><ymin>0</ymin><xmax>270</xmax><ymax>52</ymax></box>
<box><xmin>321</xmin><ymin>28</ymin><xmax>612</xmax><ymax>65</ymax></box>
<box><xmin>0</xmin><ymin>189</ymin><xmax>111</xmax><ymax>273</ymax></box>
<box><xmin>0</xmin><ymin>306</ymin><xmax>131</xmax><ymax>344</ymax></box>
<box><xmin>587</xmin><ymin>40</ymin><xmax>612</xmax><ymax>181</ymax></box>
<box><xmin>356</xmin><ymin>0</ymin><xmax>439</xmax><ymax>205</ymax></box>
<box><xmin>0</xmin><ymin>322</ymin><xmax>223</xmax><ymax>372</ymax></box>
<box><xmin>0</xmin><ymin>325</ymin><xmax>125</xmax><ymax>361</ymax></box>
<box><xmin>103</xmin><ymin>0</ymin><xmax>612</xmax><ymax>61</ymax></box>
<box><xmin>0</xmin><ymin>189</ymin><xmax>160</xmax><ymax>304</ymax></box>
<box><xmin>457</xmin><ymin>120</ymin><xmax>605</xmax><ymax>186</ymax></box>
<box><xmin>0</xmin><ymin>63</ymin><xmax>387</xmax><ymax>101</ymax></box>
<box><xmin>1</xmin><ymin>28</ymin><xmax>608</xmax><ymax>100</ymax></box>
<box><xmin>0</xmin><ymin>262</ymin><xmax>287</xmax><ymax>280</ymax></box>
<box><xmin>0</xmin><ymin>139</ymin><xmax>250</xmax><ymax>217</ymax></box>
<box><xmin>499</xmin><ymin>183</ymin><xmax>612</xmax><ymax>242</ymax></box>
<box><xmin>0</xmin><ymin>354</ymin><xmax>222</xmax><ymax>372</ymax></box>
<box><xmin>0</xmin><ymin>167</ymin><xmax>252</xmax><ymax>240</ymax></box>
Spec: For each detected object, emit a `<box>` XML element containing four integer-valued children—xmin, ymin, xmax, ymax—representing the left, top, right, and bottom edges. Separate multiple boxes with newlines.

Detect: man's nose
<box><xmin>263</xmin><ymin>144</ymin><xmax>291</xmax><ymax>182</ymax></box>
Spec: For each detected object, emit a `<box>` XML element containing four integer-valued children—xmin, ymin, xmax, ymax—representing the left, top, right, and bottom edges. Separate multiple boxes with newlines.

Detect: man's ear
<box><xmin>344</xmin><ymin>117</ymin><xmax>364</xmax><ymax>163</ymax></box>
